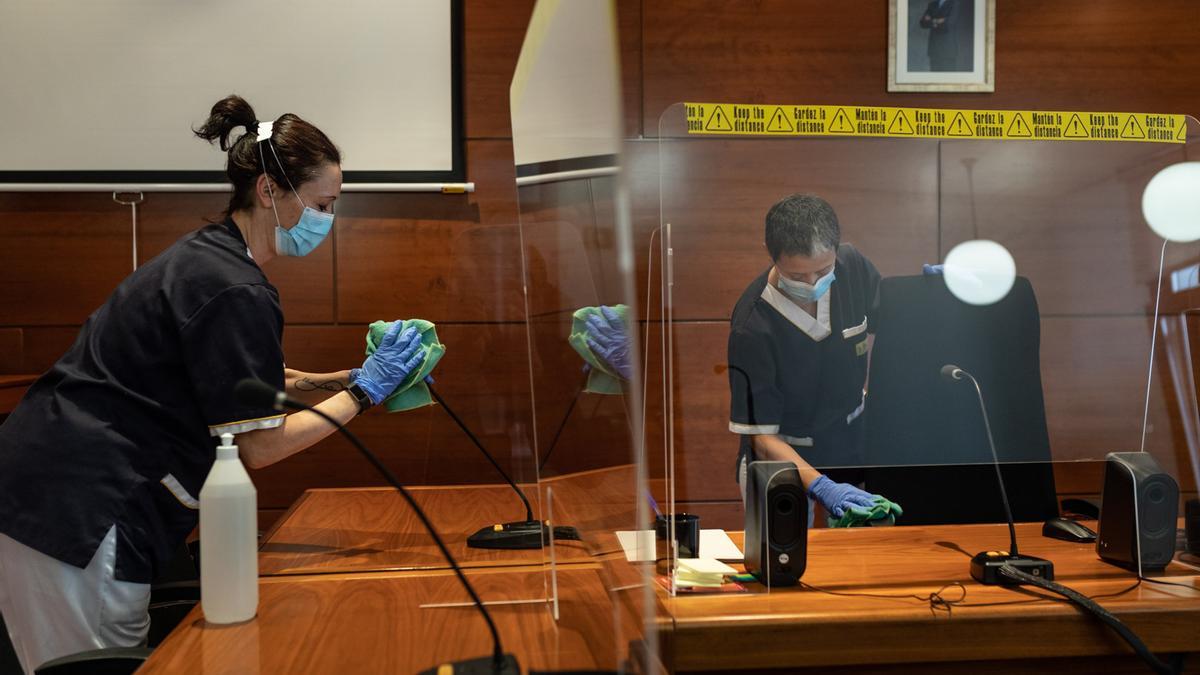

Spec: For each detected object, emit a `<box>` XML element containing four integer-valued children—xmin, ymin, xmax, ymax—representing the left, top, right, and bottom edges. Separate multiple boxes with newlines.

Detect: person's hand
<box><xmin>586</xmin><ymin>305</ymin><xmax>632</xmax><ymax>380</ymax></box>
<box><xmin>350</xmin><ymin>322</ymin><xmax>424</xmax><ymax>404</ymax></box>
<box><xmin>807</xmin><ymin>475</ymin><xmax>879</xmax><ymax>519</ymax></box>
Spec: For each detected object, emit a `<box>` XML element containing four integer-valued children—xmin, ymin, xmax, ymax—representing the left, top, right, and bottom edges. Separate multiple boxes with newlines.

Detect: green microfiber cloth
<box><xmin>568</xmin><ymin>304</ymin><xmax>630</xmax><ymax>395</ymax></box>
<box><xmin>365</xmin><ymin>319</ymin><xmax>445</xmax><ymax>412</ymax></box>
<box><xmin>827</xmin><ymin>496</ymin><xmax>904</xmax><ymax>528</ymax></box>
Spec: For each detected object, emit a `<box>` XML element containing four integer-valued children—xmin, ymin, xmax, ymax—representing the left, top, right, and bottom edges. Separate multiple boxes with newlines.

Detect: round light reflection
<box><xmin>1142</xmin><ymin>162</ymin><xmax>1200</xmax><ymax>243</ymax></box>
<box><xmin>943</xmin><ymin>240</ymin><xmax>1016</xmax><ymax>306</ymax></box>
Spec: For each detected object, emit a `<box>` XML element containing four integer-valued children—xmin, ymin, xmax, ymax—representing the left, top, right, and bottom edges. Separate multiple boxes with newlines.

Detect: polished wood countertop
<box><xmin>257</xmin><ymin>484</ymin><xmax>587</xmax><ymax>576</ymax></box>
<box><xmin>139</xmin><ymin>566</ymin><xmax>623</xmax><ymax>674</ymax></box>
<box><xmin>258</xmin><ymin>465</ymin><xmax>646</xmax><ymax>576</ymax></box>
<box><xmin>149</xmin><ymin>467</ymin><xmax>1200</xmax><ymax>673</ymax></box>
<box><xmin>658</xmin><ymin>522</ymin><xmax>1200</xmax><ymax>671</ymax></box>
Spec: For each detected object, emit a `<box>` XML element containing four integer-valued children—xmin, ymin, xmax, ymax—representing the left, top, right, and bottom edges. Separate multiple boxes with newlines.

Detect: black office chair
<box><xmin>145</xmin><ymin>540</ymin><xmax>202</xmax><ymax>648</ymax></box>
<box><xmin>146</xmin><ymin>581</ymin><xmax>200</xmax><ymax>648</ymax></box>
<box><xmin>33</xmin><ymin>647</ymin><xmax>152</xmax><ymax>675</ymax></box>
<box><xmin>863</xmin><ymin>274</ymin><xmax>1059</xmax><ymax>525</ymax></box>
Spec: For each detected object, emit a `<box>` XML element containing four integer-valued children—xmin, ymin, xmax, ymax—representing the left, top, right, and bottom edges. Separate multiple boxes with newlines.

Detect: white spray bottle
<box><xmin>199</xmin><ymin>432</ymin><xmax>258</xmax><ymax>623</ymax></box>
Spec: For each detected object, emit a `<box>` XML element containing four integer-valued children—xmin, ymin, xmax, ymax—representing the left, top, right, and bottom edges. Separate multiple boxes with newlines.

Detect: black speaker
<box><xmin>1097</xmin><ymin>452</ymin><xmax>1180</xmax><ymax>571</ymax></box>
<box><xmin>744</xmin><ymin>461</ymin><xmax>808</xmax><ymax>587</ymax></box>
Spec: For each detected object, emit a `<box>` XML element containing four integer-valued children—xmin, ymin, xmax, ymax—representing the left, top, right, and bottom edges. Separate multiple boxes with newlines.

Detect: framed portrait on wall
<box><xmin>889</xmin><ymin>0</ymin><xmax>995</xmax><ymax>92</ymax></box>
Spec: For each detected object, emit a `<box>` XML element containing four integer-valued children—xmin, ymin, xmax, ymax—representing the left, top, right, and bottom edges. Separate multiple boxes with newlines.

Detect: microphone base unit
<box><xmin>970</xmin><ymin>551</ymin><xmax>1054</xmax><ymax>585</ymax></box>
<box><xmin>467</xmin><ymin>520</ymin><xmax>581</xmax><ymax>550</ymax></box>
<box><xmin>419</xmin><ymin>653</ymin><xmax>521</xmax><ymax>675</ymax></box>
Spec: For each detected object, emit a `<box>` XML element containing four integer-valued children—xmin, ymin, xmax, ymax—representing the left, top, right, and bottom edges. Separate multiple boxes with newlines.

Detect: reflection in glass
<box><xmin>1142</xmin><ymin>162</ymin><xmax>1200</xmax><ymax>243</ymax></box>
<box><xmin>510</xmin><ymin>0</ymin><xmax>652</xmax><ymax>669</ymax></box>
<box><xmin>943</xmin><ymin>239</ymin><xmax>1016</xmax><ymax>306</ymax></box>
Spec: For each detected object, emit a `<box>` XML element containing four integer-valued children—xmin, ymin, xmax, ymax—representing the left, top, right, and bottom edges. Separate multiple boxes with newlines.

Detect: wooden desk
<box><xmin>0</xmin><ymin>374</ymin><xmax>36</xmax><ymax>415</ymax></box>
<box><xmin>259</xmin><ymin>466</ymin><xmax>646</xmax><ymax>576</ymax></box>
<box><xmin>160</xmin><ymin>466</ymin><xmax>1200</xmax><ymax>673</ymax></box>
<box><xmin>139</xmin><ymin>566</ymin><xmax>626</xmax><ymax>674</ymax></box>
<box><xmin>258</xmin><ymin>484</ymin><xmax>596</xmax><ymax>575</ymax></box>
<box><xmin>657</xmin><ymin>522</ymin><xmax>1200</xmax><ymax>673</ymax></box>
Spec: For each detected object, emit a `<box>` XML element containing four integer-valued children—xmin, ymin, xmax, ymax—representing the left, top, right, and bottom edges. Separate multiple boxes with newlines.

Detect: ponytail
<box><xmin>193</xmin><ymin>95</ymin><xmax>257</xmax><ymax>151</ymax></box>
<box><xmin>195</xmin><ymin>95</ymin><xmax>341</xmax><ymax>218</ymax></box>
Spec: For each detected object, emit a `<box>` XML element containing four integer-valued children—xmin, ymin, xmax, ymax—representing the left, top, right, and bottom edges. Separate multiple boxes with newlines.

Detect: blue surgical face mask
<box><xmin>271</xmin><ymin>195</ymin><xmax>334</xmax><ymax>257</ymax></box>
<box><xmin>260</xmin><ymin>138</ymin><xmax>335</xmax><ymax>257</ymax></box>
<box><xmin>777</xmin><ymin>268</ymin><xmax>836</xmax><ymax>303</ymax></box>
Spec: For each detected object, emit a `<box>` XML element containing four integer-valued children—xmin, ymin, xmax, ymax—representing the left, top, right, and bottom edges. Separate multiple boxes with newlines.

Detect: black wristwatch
<box><xmin>347</xmin><ymin>382</ymin><xmax>373</xmax><ymax>414</ymax></box>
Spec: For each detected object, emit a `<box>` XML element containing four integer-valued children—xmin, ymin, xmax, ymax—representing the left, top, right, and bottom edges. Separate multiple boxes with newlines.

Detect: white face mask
<box><xmin>777</xmin><ymin>268</ymin><xmax>836</xmax><ymax>303</ymax></box>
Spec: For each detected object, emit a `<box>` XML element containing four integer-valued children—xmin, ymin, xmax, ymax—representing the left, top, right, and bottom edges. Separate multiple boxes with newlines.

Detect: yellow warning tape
<box><xmin>684</xmin><ymin>103</ymin><xmax>1188</xmax><ymax>144</ymax></box>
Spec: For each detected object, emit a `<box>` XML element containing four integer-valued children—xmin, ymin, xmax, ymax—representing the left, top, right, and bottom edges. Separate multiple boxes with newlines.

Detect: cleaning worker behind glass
<box><xmin>727</xmin><ymin>193</ymin><xmax>902</xmax><ymax>525</ymax></box>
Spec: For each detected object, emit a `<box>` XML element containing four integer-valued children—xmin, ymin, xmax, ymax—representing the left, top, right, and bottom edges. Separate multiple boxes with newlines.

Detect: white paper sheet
<box><xmin>615</xmin><ymin>529</ymin><xmax>743</xmax><ymax>562</ymax></box>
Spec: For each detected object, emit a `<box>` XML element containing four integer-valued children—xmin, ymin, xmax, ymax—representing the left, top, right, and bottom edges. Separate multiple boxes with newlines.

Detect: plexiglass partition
<box><xmin>510</xmin><ymin>1</ymin><xmax>655</xmax><ymax>671</ymax></box>
<box><xmin>253</xmin><ymin>210</ymin><xmax>540</xmax><ymax>579</ymax></box>
<box><xmin>653</xmin><ymin>101</ymin><xmax>1200</xmax><ymax>591</ymax></box>
<box><xmin>515</xmin><ymin>114</ymin><xmax>655</xmax><ymax>675</ymax></box>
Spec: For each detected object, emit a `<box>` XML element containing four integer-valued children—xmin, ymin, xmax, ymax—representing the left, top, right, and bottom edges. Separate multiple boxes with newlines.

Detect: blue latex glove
<box><xmin>808</xmin><ymin>475</ymin><xmax>879</xmax><ymax>519</ymax></box>
<box><xmin>349</xmin><ymin>322</ymin><xmax>424</xmax><ymax>404</ymax></box>
<box><xmin>585</xmin><ymin>305</ymin><xmax>632</xmax><ymax>380</ymax></box>
<box><xmin>923</xmin><ymin>263</ymin><xmax>944</xmax><ymax>275</ymax></box>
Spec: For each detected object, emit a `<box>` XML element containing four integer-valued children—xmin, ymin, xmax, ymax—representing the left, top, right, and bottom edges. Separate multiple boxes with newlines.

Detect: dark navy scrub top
<box><xmin>0</xmin><ymin>218</ymin><xmax>286</xmax><ymax>583</ymax></box>
<box><xmin>727</xmin><ymin>243</ymin><xmax>881</xmax><ymax>476</ymax></box>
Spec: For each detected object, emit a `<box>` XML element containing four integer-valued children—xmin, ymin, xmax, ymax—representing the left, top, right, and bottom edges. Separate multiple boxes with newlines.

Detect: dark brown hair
<box><xmin>194</xmin><ymin>95</ymin><xmax>341</xmax><ymax>217</ymax></box>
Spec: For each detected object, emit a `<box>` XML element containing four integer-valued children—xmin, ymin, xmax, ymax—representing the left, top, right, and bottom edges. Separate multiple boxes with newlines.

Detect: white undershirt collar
<box><xmin>760</xmin><ymin>282</ymin><xmax>832</xmax><ymax>341</ymax></box>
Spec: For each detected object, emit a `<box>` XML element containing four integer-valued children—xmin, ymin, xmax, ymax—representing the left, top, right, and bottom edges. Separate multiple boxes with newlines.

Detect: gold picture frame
<box><xmin>889</xmin><ymin>0</ymin><xmax>995</xmax><ymax>92</ymax></box>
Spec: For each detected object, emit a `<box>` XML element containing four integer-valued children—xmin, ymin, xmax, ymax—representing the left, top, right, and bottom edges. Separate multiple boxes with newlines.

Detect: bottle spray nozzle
<box><xmin>216</xmin><ymin>432</ymin><xmax>238</xmax><ymax>460</ymax></box>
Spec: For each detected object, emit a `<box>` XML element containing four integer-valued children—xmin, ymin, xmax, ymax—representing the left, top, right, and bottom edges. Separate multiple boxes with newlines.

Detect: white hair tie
<box><xmin>256</xmin><ymin>118</ymin><xmax>276</xmax><ymax>143</ymax></box>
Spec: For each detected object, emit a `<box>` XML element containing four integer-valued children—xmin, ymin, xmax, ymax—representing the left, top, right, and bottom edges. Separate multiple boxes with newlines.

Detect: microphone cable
<box><xmin>1140</xmin><ymin>239</ymin><xmax>1169</xmax><ymax>454</ymax></box>
<box><xmin>236</xmin><ymin>379</ymin><xmax>512</xmax><ymax>673</ymax></box>
<box><xmin>999</xmin><ymin>565</ymin><xmax>1181</xmax><ymax>675</ymax></box>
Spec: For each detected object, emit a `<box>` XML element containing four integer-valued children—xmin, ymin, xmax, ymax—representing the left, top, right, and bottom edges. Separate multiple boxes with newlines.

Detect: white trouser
<box><xmin>0</xmin><ymin>526</ymin><xmax>150</xmax><ymax>674</ymax></box>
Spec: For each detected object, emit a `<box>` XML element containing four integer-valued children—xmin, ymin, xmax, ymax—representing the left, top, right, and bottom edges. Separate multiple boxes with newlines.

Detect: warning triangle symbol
<box><xmin>1006</xmin><ymin>113</ymin><xmax>1033</xmax><ymax>138</ymax></box>
<box><xmin>828</xmin><ymin>108</ymin><xmax>854</xmax><ymax>134</ymax></box>
<box><xmin>948</xmin><ymin>112</ymin><xmax>973</xmax><ymax>137</ymax></box>
<box><xmin>704</xmin><ymin>107</ymin><xmax>733</xmax><ymax>132</ymax></box>
<box><xmin>1120</xmin><ymin>116</ymin><xmax>1146</xmax><ymax>140</ymax></box>
<box><xmin>1178</xmin><ymin>122</ymin><xmax>1187</xmax><ymax>142</ymax></box>
<box><xmin>766</xmin><ymin>107</ymin><xmax>793</xmax><ymax>133</ymax></box>
<box><xmin>1064</xmin><ymin>113</ymin><xmax>1089</xmax><ymax>138</ymax></box>
<box><xmin>887</xmin><ymin>110</ymin><xmax>915</xmax><ymax>135</ymax></box>
<box><xmin>945</xmin><ymin>111</ymin><xmax>974</xmax><ymax>136</ymax></box>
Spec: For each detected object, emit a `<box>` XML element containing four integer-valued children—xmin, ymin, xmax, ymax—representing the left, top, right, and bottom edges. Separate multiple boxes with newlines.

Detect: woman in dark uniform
<box><xmin>728</xmin><ymin>194</ymin><xmax>899</xmax><ymax>521</ymax></box>
<box><xmin>0</xmin><ymin>95</ymin><xmax>423</xmax><ymax>673</ymax></box>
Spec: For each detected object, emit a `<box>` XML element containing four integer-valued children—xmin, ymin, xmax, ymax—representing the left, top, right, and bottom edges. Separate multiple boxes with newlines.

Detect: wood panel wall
<box><xmin>2</xmin><ymin>0</ymin><xmax>1198</xmax><ymax>530</ymax></box>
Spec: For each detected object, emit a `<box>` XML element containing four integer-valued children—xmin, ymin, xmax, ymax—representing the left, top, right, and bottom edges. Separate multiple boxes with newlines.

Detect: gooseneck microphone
<box><xmin>940</xmin><ymin>364</ymin><xmax>1054</xmax><ymax>585</ymax></box>
<box><xmin>233</xmin><ymin>379</ymin><xmax>519</xmax><ymax>675</ymax></box>
<box><xmin>938</xmin><ymin>369</ymin><xmax>1176</xmax><ymax>672</ymax></box>
<box><xmin>939</xmin><ymin>364</ymin><xmax>963</xmax><ymax>382</ymax></box>
<box><xmin>424</xmin><ymin>384</ymin><xmax>579</xmax><ymax>550</ymax></box>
